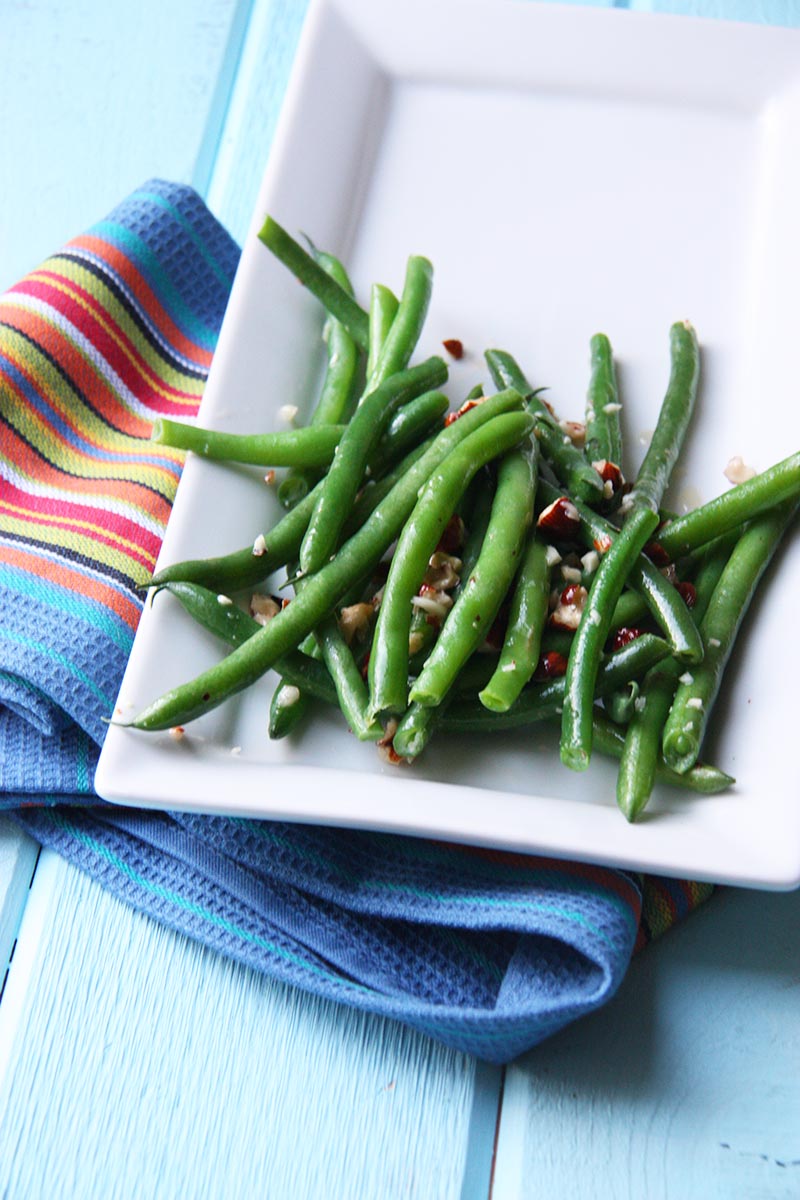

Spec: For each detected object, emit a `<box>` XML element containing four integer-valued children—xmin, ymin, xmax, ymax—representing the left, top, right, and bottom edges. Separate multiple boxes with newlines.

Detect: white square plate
<box><xmin>96</xmin><ymin>0</ymin><xmax>800</xmax><ymax>889</ymax></box>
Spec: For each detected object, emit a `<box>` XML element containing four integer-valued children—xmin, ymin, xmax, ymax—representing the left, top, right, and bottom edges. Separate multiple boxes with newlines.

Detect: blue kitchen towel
<box><xmin>0</xmin><ymin>182</ymin><xmax>710</xmax><ymax>1063</ymax></box>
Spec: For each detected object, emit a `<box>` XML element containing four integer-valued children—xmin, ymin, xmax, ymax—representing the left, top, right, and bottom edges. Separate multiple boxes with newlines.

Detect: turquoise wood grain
<box><xmin>206</xmin><ymin>0</ymin><xmax>311</xmax><ymax>243</ymax></box>
<box><xmin>0</xmin><ymin>0</ymin><xmax>239</xmax><ymax>290</ymax></box>
<box><xmin>630</xmin><ymin>0</ymin><xmax>800</xmax><ymax>21</ymax></box>
<box><xmin>0</xmin><ymin>853</ymin><xmax>478</xmax><ymax>1200</ymax></box>
<box><xmin>493</xmin><ymin>888</ymin><xmax>800</xmax><ymax>1199</ymax></box>
<box><xmin>0</xmin><ymin>820</ymin><xmax>38</xmax><ymax>1005</ymax></box>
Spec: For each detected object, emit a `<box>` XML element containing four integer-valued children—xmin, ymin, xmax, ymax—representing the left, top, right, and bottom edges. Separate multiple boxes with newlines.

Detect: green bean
<box><xmin>479</xmin><ymin>533</ymin><xmax>551</xmax><ymax>713</ymax></box>
<box><xmin>311</xmin><ymin>252</ymin><xmax>361</xmax><ymax>423</ymax></box>
<box><xmin>486</xmin><ymin>348</ymin><xmax>604</xmax><ymax>505</ymax></box>
<box><xmin>140</xmin><ymin>351</ymin><xmax>430</xmax><ymax>512</ymax></box>
<box><xmin>457</xmin><ymin>467</ymin><xmax>496</xmax><ymax>582</ymax></box>
<box><xmin>408</xmin><ymin>442</ymin><xmax>538</xmax><ymax>710</ymax></box>
<box><xmin>537</xmin><ymin>479</ymin><xmax>703</xmax><ymax>662</ymax></box>
<box><xmin>128</xmin><ymin>391</ymin><xmax>526</xmax><ymax>730</ymax></box>
<box><xmin>629</xmin><ymin>321</ymin><xmax>700</xmax><ymax>514</ymax></box>
<box><xmin>363</xmin><ymin>256</ymin><xmax>433</xmax><ymax>394</ymax></box>
<box><xmin>560</xmin><ymin>506</ymin><xmax>660</xmax><ymax>770</ymax></box>
<box><xmin>147</xmin><ymin>483</ymin><xmax>322</xmax><ymax>594</ymax></box>
<box><xmin>560</xmin><ymin>321</ymin><xmax>700</xmax><ymax>772</ymax></box>
<box><xmin>403</xmin><ymin>465</ymin><xmax>495</xmax><ymax>676</ymax></box>
<box><xmin>584</xmin><ymin>333</ymin><xmax>623</xmax><ymax>468</ymax></box>
<box><xmin>367</xmin><ymin>283</ymin><xmax>399</xmax><ymax>378</ymax></box>
<box><xmin>258</xmin><ymin>217</ymin><xmax>369</xmax><ymax>350</ymax></box>
<box><xmin>147</xmin><ymin>401</ymin><xmax>440</xmax><ymax>597</ymax></box>
<box><xmin>156</xmin><ymin>579</ymin><xmax>374</xmax><ymax>740</ymax></box>
<box><xmin>627</xmin><ymin>559</ymin><xmax>702</xmax><ymax>661</ymax></box>
<box><xmin>391</xmin><ymin>699</ymin><xmax>441</xmax><ymax>759</ymax></box>
<box><xmin>393</xmin><ymin>656</ymin><xmax>498</xmax><ymax>760</ymax></box>
<box><xmin>367</xmin><ymin>390</ymin><xmax>449</xmax><ymax>478</ymax></box>
<box><xmin>368</xmin><ymin>417</ymin><xmax>534</xmax><ymax>717</ymax></box>
<box><xmin>655</xmin><ymin>450</ymin><xmax>800</xmax><ymax>559</ymax></box>
<box><xmin>604</xmin><ymin>680</ymin><xmax>640</xmax><ymax>726</ymax></box>
<box><xmin>150</xmin><ymin>581</ymin><xmax>337</xmax><ymax>703</ymax></box>
<box><xmin>269</xmin><ymin>682</ymin><xmax>312</xmax><ymax>739</ymax></box>
<box><xmin>424</xmin><ymin>691</ymin><xmax>734</xmax><ymax>792</ymax></box>
<box><xmin>151</xmin><ymin>418</ymin><xmax>343</xmax><ymax>468</ymax></box>
<box><xmin>297</xmin><ymin>580</ymin><xmax>383</xmax><ymax>742</ymax></box>
<box><xmin>616</xmin><ymin>533</ymin><xmax>735</xmax><ymax>821</ymax></box>
<box><xmin>590</xmin><ymin>713</ymin><xmax>734</xmax><ymax>794</ymax></box>
<box><xmin>299</xmin><ymin>356</ymin><xmax>448</xmax><ymax>574</ymax></box>
<box><xmin>279</xmin><ymin>250</ymin><xmax>360</xmax><ymax>509</ymax></box>
<box><xmin>662</xmin><ymin>499</ymin><xmax>797</xmax><ymax>774</ymax></box>
<box><xmin>608</xmin><ymin>590</ymin><xmax>649</xmax><ymax>634</ymax></box>
<box><xmin>440</xmin><ymin>634</ymin><xmax>670</xmax><ymax>732</ymax></box>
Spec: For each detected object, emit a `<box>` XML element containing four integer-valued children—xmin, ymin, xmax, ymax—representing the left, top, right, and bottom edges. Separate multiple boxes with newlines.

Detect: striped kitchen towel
<box><xmin>0</xmin><ymin>182</ymin><xmax>712</xmax><ymax>1063</ymax></box>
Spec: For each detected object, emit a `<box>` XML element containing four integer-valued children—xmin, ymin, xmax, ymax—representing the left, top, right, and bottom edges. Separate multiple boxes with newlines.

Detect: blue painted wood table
<box><xmin>1</xmin><ymin>2</ymin><xmax>798</xmax><ymax>1197</ymax></box>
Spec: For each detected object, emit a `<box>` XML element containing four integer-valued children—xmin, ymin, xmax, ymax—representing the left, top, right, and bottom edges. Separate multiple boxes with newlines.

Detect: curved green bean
<box><xmin>367</xmin><ymin>283</ymin><xmax>399</xmax><ymax>378</ymax></box>
<box><xmin>560</xmin><ymin>321</ymin><xmax>700</xmax><ymax>771</ymax></box>
<box><xmin>258</xmin><ymin>217</ymin><xmax>369</xmax><ymax>349</ymax></box>
<box><xmin>655</xmin><ymin>450</ymin><xmax>800</xmax><ymax>559</ymax></box>
<box><xmin>408</xmin><ymin>441</ymin><xmax>538</xmax><ymax>710</ymax></box>
<box><xmin>269</xmin><ymin>682</ymin><xmax>312</xmax><ymax>739</ymax></box>
<box><xmin>363</xmin><ymin>256</ymin><xmax>433</xmax><ymax>395</ymax></box>
<box><xmin>151</xmin><ymin>418</ymin><xmax>343</xmax><ymax>468</ymax></box>
<box><xmin>368</xmin><ymin>390</ymin><xmax>449</xmax><ymax>478</ymax></box>
<box><xmin>584</xmin><ymin>333</ymin><xmax>623</xmax><ymax>468</ymax></box>
<box><xmin>616</xmin><ymin>532</ymin><xmax>736</xmax><ymax>821</ymax></box>
<box><xmin>479</xmin><ymin>534</ymin><xmax>551</xmax><ymax>713</ymax></box>
<box><xmin>662</xmin><ymin>499</ymin><xmax>797</xmax><ymax>774</ymax></box>
<box><xmin>299</xmin><ymin>356</ymin><xmax>447</xmax><ymax>574</ymax></box>
<box><xmin>150</xmin><ymin>581</ymin><xmax>337</xmax><ymax>703</ymax></box>
<box><xmin>486</xmin><ymin>348</ymin><xmax>604</xmax><ymax>505</ymax></box>
<box><xmin>368</xmin><ymin>416</ymin><xmax>535</xmax><ymax>717</ymax></box>
<box><xmin>279</xmin><ymin>250</ymin><xmax>360</xmax><ymax>509</ymax></box>
<box><xmin>128</xmin><ymin>390</ymin><xmax>526</xmax><ymax>730</ymax></box>
<box><xmin>440</xmin><ymin>634</ymin><xmax>670</xmax><ymax>732</ymax></box>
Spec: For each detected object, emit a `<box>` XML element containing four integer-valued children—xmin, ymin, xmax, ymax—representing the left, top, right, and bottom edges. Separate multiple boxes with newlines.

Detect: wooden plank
<box><xmin>0</xmin><ymin>0</ymin><xmax>239</xmax><ymax>290</ymax></box>
<box><xmin>629</xmin><ymin>0</ymin><xmax>800</xmax><ymax>23</ymax></box>
<box><xmin>205</xmin><ymin>0</ymin><xmax>311</xmax><ymax>242</ymax></box>
<box><xmin>492</xmin><ymin>888</ymin><xmax>800</xmax><ymax>1199</ymax></box>
<box><xmin>0</xmin><ymin>820</ymin><xmax>39</xmax><ymax>1005</ymax></box>
<box><xmin>0</xmin><ymin>851</ymin><xmax>480</xmax><ymax>1199</ymax></box>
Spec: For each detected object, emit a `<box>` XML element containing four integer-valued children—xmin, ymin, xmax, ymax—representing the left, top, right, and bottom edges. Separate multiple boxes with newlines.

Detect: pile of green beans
<box><xmin>130</xmin><ymin>216</ymin><xmax>799</xmax><ymax>822</ymax></box>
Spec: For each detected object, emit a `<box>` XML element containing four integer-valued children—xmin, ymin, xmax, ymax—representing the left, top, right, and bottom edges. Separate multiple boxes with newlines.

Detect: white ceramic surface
<box><xmin>96</xmin><ymin>0</ymin><xmax>800</xmax><ymax>888</ymax></box>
